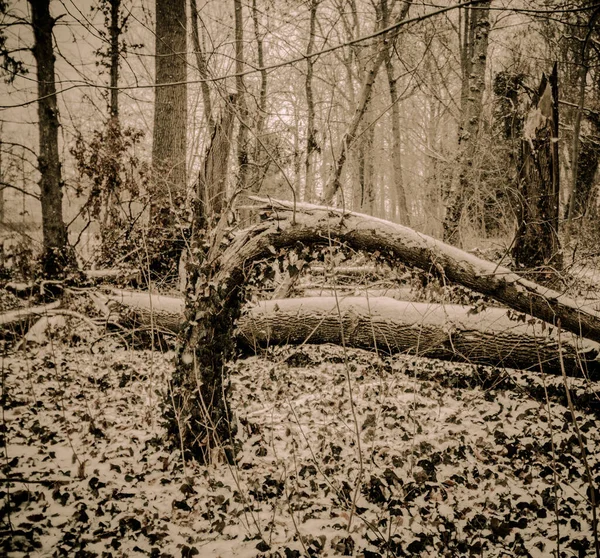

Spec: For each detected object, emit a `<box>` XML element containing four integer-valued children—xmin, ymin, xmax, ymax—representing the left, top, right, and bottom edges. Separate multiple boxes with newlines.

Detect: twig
<box><xmin>557</xmin><ymin>321</ymin><xmax>600</xmax><ymax>558</ymax></box>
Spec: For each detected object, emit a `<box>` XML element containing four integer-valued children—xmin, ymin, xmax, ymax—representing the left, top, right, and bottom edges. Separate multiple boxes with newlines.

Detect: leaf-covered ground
<box><xmin>2</xmin><ymin>337</ymin><xmax>600</xmax><ymax>557</ymax></box>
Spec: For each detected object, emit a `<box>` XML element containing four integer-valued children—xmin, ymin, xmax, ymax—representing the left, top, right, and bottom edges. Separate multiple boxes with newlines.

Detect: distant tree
<box><xmin>321</xmin><ymin>0</ymin><xmax>411</xmax><ymax>204</ymax></box>
<box><xmin>304</xmin><ymin>0</ymin><xmax>318</xmax><ymax>203</ymax></box>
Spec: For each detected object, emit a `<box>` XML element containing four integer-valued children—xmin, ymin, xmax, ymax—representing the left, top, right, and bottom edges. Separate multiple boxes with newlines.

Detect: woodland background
<box><xmin>2</xmin><ymin>1</ymin><xmax>600</xmax><ymax>557</ymax></box>
<box><xmin>0</xmin><ymin>0</ymin><xmax>598</xmax><ymax>277</ymax></box>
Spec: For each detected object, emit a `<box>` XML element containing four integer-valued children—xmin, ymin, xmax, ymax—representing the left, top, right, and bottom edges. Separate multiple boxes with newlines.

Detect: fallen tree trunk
<box><xmin>0</xmin><ymin>301</ymin><xmax>61</xmax><ymax>328</ymax></box>
<box><xmin>173</xmin><ymin>196</ymin><xmax>600</xmax><ymax>460</ymax></box>
<box><xmin>99</xmin><ymin>289</ymin><xmax>599</xmax><ymax>376</ymax></box>
<box><xmin>94</xmin><ymin>289</ymin><xmax>184</xmax><ymax>334</ymax></box>
<box><xmin>235</xmin><ymin>197</ymin><xmax>600</xmax><ymax>343</ymax></box>
<box><xmin>238</xmin><ymin>297</ymin><xmax>600</xmax><ymax>377</ymax></box>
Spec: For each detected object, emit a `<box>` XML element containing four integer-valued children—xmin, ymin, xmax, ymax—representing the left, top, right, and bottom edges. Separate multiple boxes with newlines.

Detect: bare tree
<box><xmin>382</xmin><ymin>0</ymin><xmax>409</xmax><ymax>224</ymax></box>
<box><xmin>443</xmin><ymin>0</ymin><xmax>491</xmax><ymax>246</ymax></box>
<box><xmin>190</xmin><ymin>0</ymin><xmax>215</xmax><ymax>134</ymax></box>
<box><xmin>321</xmin><ymin>0</ymin><xmax>410</xmax><ymax>204</ymax></box>
<box><xmin>29</xmin><ymin>0</ymin><xmax>76</xmax><ymax>277</ymax></box>
<box><xmin>151</xmin><ymin>0</ymin><xmax>187</xmax><ymax>222</ymax></box>
<box><xmin>305</xmin><ymin>0</ymin><xmax>319</xmax><ymax>203</ymax></box>
<box><xmin>234</xmin><ymin>0</ymin><xmax>249</xmax><ymax>194</ymax></box>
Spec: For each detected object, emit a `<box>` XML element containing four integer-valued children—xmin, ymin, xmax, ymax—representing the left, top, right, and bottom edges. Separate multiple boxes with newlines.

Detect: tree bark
<box><xmin>238</xmin><ymin>297</ymin><xmax>600</xmax><ymax>377</ymax></box>
<box><xmin>197</xmin><ymin>98</ymin><xmax>236</xmax><ymax>220</ymax></box>
<box><xmin>382</xmin><ymin>0</ymin><xmax>409</xmax><ymax>225</ymax></box>
<box><xmin>29</xmin><ymin>0</ymin><xmax>75</xmax><ymax>278</ymax></box>
<box><xmin>234</xmin><ymin>0</ymin><xmax>249</xmax><ymax>194</ymax></box>
<box><xmin>101</xmin><ymin>290</ymin><xmax>600</xmax><ymax>377</ymax></box>
<box><xmin>512</xmin><ymin>66</ymin><xmax>562</xmax><ymax>272</ymax></box>
<box><xmin>172</xmin><ymin>196</ymin><xmax>600</xmax><ymax>460</ymax></box>
<box><xmin>151</xmin><ymin>0</ymin><xmax>187</xmax><ymax>221</ymax></box>
<box><xmin>443</xmin><ymin>0</ymin><xmax>491</xmax><ymax>246</ymax></box>
<box><xmin>109</xmin><ymin>0</ymin><xmax>120</xmax><ymax>119</ymax></box>
<box><xmin>304</xmin><ymin>0</ymin><xmax>318</xmax><ymax>203</ymax></box>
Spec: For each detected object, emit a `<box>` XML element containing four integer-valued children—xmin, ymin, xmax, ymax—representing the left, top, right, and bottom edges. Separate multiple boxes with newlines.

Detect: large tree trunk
<box><xmin>29</xmin><ymin>0</ymin><xmax>75</xmax><ymax>278</ymax></box>
<box><xmin>512</xmin><ymin>66</ymin><xmax>562</xmax><ymax>272</ymax></box>
<box><xmin>171</xmin><ymin>197</ymin><xmax>600</xmax><ymax>461</ymax></box>
<box><xmin>443</xmin><ymin>0</ymin><xmax>491</xmax><ymax>246</ymax></box>
<box><xmin>238</xmin><ymin>297</ymin><xmax>600</xmax><ymax>377</ymax></box>
<box><xmin>151</xmin><ymin>0</ymin><xmax>187</xmax><ymax>221</ymax></box>
<box><xmin>101</xmin><ymin>290</ymin><xmax>600</xmax><ymax>377</ymax></box>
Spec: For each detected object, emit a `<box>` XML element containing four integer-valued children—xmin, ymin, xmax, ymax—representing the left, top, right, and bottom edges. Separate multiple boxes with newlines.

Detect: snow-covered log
<box><xmin>238</xmin><ymin>297</ymin><xmax>600</xmax><ymax>376</ymax></box>
<box><xmin>96</xmin><ymin>289</ymin><xmax>185</xmax><ymax>334</ymax></box>
<box><xmin>0</xmin><ymin>301</ymin><xmax>61</xmax><ymax>329</ymax></box>
<box><xmin>228</xmin><ymin>197</ymin><xmax>600</xmax><ymax>344</ymax></box>
<box><xmin>174</xmin><ymin>197</ymin><xmax>600</xmax><ymax>460</ymax></box>
<box><xmin>97</xmin><ymin>288</ymin><xmax>599</xmax><ymax>375</ymax></box>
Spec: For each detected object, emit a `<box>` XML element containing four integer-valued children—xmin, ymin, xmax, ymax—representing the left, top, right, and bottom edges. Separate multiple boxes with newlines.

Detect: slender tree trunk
<box><xmin>512</xmin><ymin>66</ymin><xmax>562</xmax><ymax>274</ymax></box>
<box><xmin>354</xmin><ymin>107</ymin><xmax>375</xmax><ymax>214</ymax></box>
<box><xmin>382</xmin><ymin>0</ymin><xmax>409</xmax><ymax>225</ymax></box>
<box><xmin>322</xmin><ymin>0</ymin><xmax>410</xmax><ymax>204</ymax></box>
<box><xmin>190</xmin><ymin>0</ymin><xmax>215</xmax><ymax>134</ymax></box>
<box><xmin>29</xmin><ymin>0</ymin><xmax>75</xmax><ymax>278</ymax></box>
<box><xmin>251</xmin><ymin>0</ymin><xmax>268</xmax><ymax>192</ymax></box>
<box><xmin>109</xmin><ymin>0</ymin><xmax>120</xmax><ymax>119</ymax></box>
<box><xmin>305</xmin><ymin>0</ymin><xmax>318</xmax><ymax>203</ymax></box>
<box><xmin>152</xmin><ymin>0</ymin><xmax>187</xmax><ymax>222</ymax></box>
<box><xmin>234</xmin><ymin>0</ymin><xmax>249</xmax><ymax>194</ymax></box>
<box><xmin>566</xmin><ymin>8</ymin><xmax>600</xmax><ymax>227</ymax></box>
<box><xmin>443</xmin><ymin>0</ymin><xmax>491</xmax><ymax>246</ymax></box>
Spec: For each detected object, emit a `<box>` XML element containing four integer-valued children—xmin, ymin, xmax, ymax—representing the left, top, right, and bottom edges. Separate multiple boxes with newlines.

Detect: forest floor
<box><xmin>2</xmin><ymin>326</ymin><xmax>600</xmax><ymax>558</ymax></box>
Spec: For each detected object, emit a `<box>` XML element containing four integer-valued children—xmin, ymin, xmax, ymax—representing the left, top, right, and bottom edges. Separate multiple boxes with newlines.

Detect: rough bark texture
<box><xmin>197</xmin><ymin>99</ymin><xmax>236</xmax><ymax>220</ymax></box>
<box><xmin>152</xmin><ymin>0</ymin><xmax>187</xmax><ymax>220</ymax></box>
<box><xmin>443</xmin><ymin>1</ymin><xmax>491</xmax><ymax>246</ymax></box>
<box><xmin>30</xmin><ymin>0</ymin><xmax>75</xmax><ymax>278</ymax></box>
<box><xmin>512</xmin><ymin>66</ymin><xmax>562</xmax><ymax>272</ymax></box>
<box><xmin>103</xmin><ymin>289</ymin><xmax>600</xmax><ymax>377</ymax></box>
<box><xmin>172</xmin><ymin>197</ymin><xmax>600</xmax><ymax>460</ymax></box>
<box><xmin>238</xmin><ymin>297</ymin><xmax>600</xmax><ymax>377</ymax></box>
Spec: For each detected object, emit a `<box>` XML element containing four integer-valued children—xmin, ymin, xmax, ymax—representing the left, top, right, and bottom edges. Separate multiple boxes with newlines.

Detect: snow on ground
<box><xmin>2</xmin><ymin>338</ymin><xmax>600</xmax><ymax>557</ymax></box>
